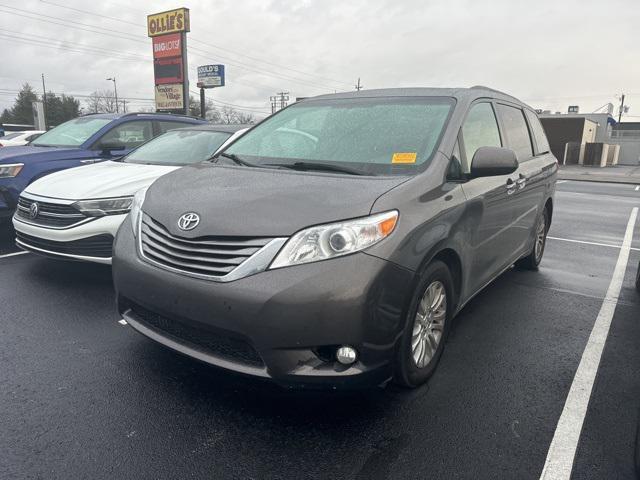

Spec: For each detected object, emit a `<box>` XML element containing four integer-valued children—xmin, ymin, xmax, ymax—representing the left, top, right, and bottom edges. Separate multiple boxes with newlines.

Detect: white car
<box><xmin>13</xmin><ymin>124</ymin><xmax>248</xmax><ymax>264</ymax></box>
<box><xmin>0</xmin><ymin>131</ymin><xmax>46</xmax><ymax>147</ymax></box>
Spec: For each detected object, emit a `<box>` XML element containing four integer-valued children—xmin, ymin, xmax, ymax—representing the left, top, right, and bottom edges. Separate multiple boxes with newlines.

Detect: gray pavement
<box><xmin>0</xmin><ymin>180</ymin><xmax>639</xmax><ymax>479</ymax></box>
<box><xmin>559</xmin><ymin>164</ymin><xmax>640</xmax><ymax>185</ymax></box>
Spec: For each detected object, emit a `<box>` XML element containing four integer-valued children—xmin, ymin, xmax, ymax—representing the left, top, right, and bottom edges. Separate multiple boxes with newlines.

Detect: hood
<box><xmin>25</xmin><ymin>161</ymin><xmax>178</xmax><ymax>200</ymax></box>
<box><xmin>0</xmin><ymin>145</ymin><xmax>87</xmax><ymax>163</ymax></box>
<box><xmin>144</xmin><ymin>164</ymin><xmax>409</xmax><ymax>237</ymax></box>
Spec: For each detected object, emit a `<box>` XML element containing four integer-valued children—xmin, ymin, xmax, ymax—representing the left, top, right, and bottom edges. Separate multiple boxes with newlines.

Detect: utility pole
<box><xmin>618</xmin><ymin>93</ymin><xmax>625</xmax><ymax>123</ymax></box>
<box><xmin>121</xmin><ymin>99</ymin><xmax>127</xmax><ymax>113</ymax></box>
<box><xmin>200</xmin><ymin>87</ymin><xmax>206</xmax><ymax>119</ymax></box>
<box><xmin>270</xmin><ymin>92</ymin><xmax>289</xmax><ymax>113</ymax></box>
<box><xmin>41</xmin><ymin>73</ymin><xmax>48</xmax><ymax>129</ymax></box>
<box><xmin>107</xmin><ymin>77</ymin><xmax>119</xmax><ymax>113</ymax></box>
<box><xmin>355</xmin><ymin>78</ymin><xmax>363</xmax><ymax>91</ymax></box>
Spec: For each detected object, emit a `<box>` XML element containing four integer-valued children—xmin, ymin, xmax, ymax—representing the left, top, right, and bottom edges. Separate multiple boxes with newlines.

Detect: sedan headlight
<box><xmin>72</xmin><ymin>196</ymin><xmax>134</xmax><ymax>217</ymax></box>
<box><xmin>129</xmin><ymin>187</ymin><xmax>148</xmax><ymax>235</ymax></box>
<box><xmin>0</xmin><ymin>163</ymin><xmax>24</xmax><ymax>178</ymax></box>
<box><xmin>269</xmin><ymin>210</ymin><xmax>398</xmax><ymax>269</ymax></box>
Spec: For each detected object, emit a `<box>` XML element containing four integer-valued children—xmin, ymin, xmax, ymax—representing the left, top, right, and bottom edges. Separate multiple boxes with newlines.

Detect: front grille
<box><xmin>16</xmin><ymin>231</ymin><xmax>114</xmax><ymax>258</ymax></box>
<box><xmin>129</xmin><ymin>301</ymin><xmax>264</xmax><ymax>367</ymax></box>
<box><xmin>140</xmin><ymin>213</ymin><xmax>273</xmax><ymax>278</ymax></box>
<box><xmin>16</xmin><ymin>196</ymin><xmax>87</xmax><ymax>228</ymax></box>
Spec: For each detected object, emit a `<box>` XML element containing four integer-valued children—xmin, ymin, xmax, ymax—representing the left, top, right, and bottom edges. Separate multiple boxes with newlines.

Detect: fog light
<box><xmin>336</xmin><ymin>345</ymin><xmax>358</xmax><ymax>365</ymax></box>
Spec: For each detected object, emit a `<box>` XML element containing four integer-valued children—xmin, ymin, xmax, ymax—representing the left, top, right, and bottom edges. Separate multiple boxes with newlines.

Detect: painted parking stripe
<box><xmin>556</xmin><ymin>180</ymin><xmax>568</xmax><ymax>184</ymax></box>
<box><xmin>0</xmin><ymin>251</ymin><xmax>29</xmax><ymax>259</ymax></box>
<box><xmin>635</xmin><ymin>185</ymin><xmax>639</xmax><ymax>191</ymax></box>
<box><xmin>547</xmin><ymin>236</ymin><xmax>640</xmax><ymax>252</ymax></box>
<box><xmin>539</xmin><ymin>207</ymin><xmax>638</xmax><ymax>480</ymax></box>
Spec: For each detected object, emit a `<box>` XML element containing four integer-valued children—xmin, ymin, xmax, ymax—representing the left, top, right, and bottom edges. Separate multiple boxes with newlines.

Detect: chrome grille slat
<box><xmin>143</xmin><ymin>246</ymin><xmax>237</xmax><ymax>274</ymax></box>
<box><xmin>144</xmin><ymin>215</ymin><xmax>271</xmax><ymax>248</ymax></box>
<box><xmin>141</xmin><ymin>223</ymin><xmax>258</xmax><ymax>257</ymax></box>
<box><xmin>141</xmin><ymin>234</ymin><xmax>247</xmax><ymax>266</ymax></box>
<box><xmin>140</xmin><ymin>213</ymin><xmax>275</xmax><ymax>279</ymax></box>
<box><xmin>16</xmin><ymin>196</ymin><xmax>88</xmax><ymax>228</ymax></box>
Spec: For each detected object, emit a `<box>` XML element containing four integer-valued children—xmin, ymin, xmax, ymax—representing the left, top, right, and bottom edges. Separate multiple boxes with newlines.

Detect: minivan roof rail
<box><xmin>470</xmin><ymin>85</ymin><xmax>521</xmax><ymax>102</ymax></box>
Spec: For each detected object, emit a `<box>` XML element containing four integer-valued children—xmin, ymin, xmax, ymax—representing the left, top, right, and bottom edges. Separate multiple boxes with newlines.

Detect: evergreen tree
<box><xmin>8</xmin><ymin>83</ymin><xmax>38</xmax><ymax>124</ymax></box>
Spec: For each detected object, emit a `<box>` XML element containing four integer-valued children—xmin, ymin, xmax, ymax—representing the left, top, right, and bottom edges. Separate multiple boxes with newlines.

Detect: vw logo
<box><xmin>29</xmin><ymin>202</ymin><xmax>39</xmax><ymax>219</ymax></box>
<box><xmin>177</xmin><ymin>212</ymin><xmax>200</xmax><ymax>231</ymax></box>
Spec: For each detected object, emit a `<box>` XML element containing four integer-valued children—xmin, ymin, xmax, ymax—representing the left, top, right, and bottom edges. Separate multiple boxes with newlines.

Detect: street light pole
<box><xmin>106</xmin><ymin>77</ymin><xmax>119</xmax><ymax>113</ymax></box>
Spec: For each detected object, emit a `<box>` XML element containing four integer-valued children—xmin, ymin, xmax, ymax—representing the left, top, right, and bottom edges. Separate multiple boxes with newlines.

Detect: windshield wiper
<box><xmin>264</xmin><ymin>161</ymin><xmax>369</xmax><ymax>176</ymax></box>
<box><xmin>210</xmin><ymin>152</ymin><xmax>260</xmax><ymax>168</ymax></box>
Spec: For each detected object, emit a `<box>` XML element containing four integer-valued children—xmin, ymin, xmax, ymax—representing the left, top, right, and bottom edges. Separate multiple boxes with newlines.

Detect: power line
<box><xmin>39</xmin><ymin>0</ymin><xmax>351</xmax><ymax>89</ymax></box>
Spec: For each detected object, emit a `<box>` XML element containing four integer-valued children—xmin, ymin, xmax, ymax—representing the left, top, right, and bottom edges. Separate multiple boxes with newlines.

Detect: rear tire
<box><xmin>394</xmin><ymin>260</ymin><xmax>453</xmax><ymax>388</ymax></box>
<box><xmin>516</xmin><ymin>207</ymin><xmax>549</xmax><ymax>271</ymax></box>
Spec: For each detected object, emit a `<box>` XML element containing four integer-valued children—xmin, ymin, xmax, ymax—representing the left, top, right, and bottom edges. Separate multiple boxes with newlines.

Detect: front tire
<box><xmin>516</xmin><ymin>207</ymin><xmax>549</xmax><ymax>271</ymax></box>
<box><xmin>394</xmin><ymin>260</ymin><xmax>453</xmax><ymax>388</ymax></box>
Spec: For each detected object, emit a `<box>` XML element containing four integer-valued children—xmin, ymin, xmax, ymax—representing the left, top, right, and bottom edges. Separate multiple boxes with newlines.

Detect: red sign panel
<box><xmin>154</xmin><ymin>57</ymin><xmax>183</xmax><ymax>85</ymax></box>
<box><xmin>152</xmin><ymin>33</ymin><xmax>182</xmax><ymax>59</ymax></box>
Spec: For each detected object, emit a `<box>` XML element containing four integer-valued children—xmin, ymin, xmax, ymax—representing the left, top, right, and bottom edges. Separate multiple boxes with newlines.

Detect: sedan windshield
<box><xmin>31</xmin><ymin>117</ymin><xmax>112</xmax><ymax>147</ymax></box>
<box><xmin>123</xmin><ymin>129</ymin><xmax>232</xmax><ymax>165</ymax></box>
<box><xmin>225</xmin><ymin>96</ymin><xmax>454</xmax><ymax>176</ymax></box>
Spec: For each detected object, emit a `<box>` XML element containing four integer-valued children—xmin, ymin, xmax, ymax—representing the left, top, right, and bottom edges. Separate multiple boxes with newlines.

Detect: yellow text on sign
<box><xmin>392</xmin><ymin>152</ymin><xmax>417</xmax><ymax>164</ymax></box>
<box><xmin>147</xmin><ymin>8</ymin><xmax>190</xmax><ymax>37</ymax></box>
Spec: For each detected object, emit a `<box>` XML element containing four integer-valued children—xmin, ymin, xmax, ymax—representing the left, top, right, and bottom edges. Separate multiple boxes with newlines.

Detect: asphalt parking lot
<box><xmin>1</xmin><ymin>180</ymin><xmax>638</xmax><ymax>480</ymax></box>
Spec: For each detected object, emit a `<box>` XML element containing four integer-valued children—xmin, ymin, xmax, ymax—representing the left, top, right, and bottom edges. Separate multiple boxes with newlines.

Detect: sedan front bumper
<box><xmin>113</xmin><ymin>221</ymin><xmax>417</xmax><ymax>389</ymax></box>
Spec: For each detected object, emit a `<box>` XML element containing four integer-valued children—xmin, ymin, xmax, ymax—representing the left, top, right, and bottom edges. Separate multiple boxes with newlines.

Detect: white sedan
<box><xmin>12</xmin><ymin>124</ymin><xmax>248</xmax><ymax>264</ymax></box>
<box><xmin>0</xmin><ymin>131</ymin><xmax>46</xmax><ymax>147</ymax></box>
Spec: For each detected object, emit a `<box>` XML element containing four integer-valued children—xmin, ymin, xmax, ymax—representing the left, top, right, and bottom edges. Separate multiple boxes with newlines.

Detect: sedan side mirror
<box><xmin>99</xmin><ymin>141</ymin><xmax>126</xmax><ymax>154</ymax></box>
<box><xmin>470</xmin><ymin>147</ymin><xmax>518</xmax><ymax>178</ymax></box>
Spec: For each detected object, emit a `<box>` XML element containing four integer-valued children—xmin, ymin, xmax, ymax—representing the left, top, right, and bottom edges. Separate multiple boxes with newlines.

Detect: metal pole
<box><xmin>41</xmin><ymin>73</ymin><xmax>48</xmax><ymax>129</ymax></box>
<box><xmin>113</xmin><ymin>78</ymin><xmax>119</xmax><ymax>114</ymax></box>
<box><xmin>200</xmin><ymin>87</ymin><xmax>206</xmax><ymax>119</ymax></box>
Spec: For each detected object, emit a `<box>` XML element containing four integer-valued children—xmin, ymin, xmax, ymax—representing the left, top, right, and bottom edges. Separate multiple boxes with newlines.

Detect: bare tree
<box><xmin>85</xmin><ymin>90</ymin><xmax>118</xmax><ymax>113</ymax></box>
<box><xmin>220</xmin><ymin>106</ymin><xmax>236</xmax><ymax>124</ymax></box>
<box><xmin>235</xmin><ymin>112</ymin><xmax>255</xmax><ymax>124</ymax></box>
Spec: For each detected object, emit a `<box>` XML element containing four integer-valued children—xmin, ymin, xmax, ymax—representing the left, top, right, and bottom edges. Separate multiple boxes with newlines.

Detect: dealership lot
<box><xmin>1</xmin><ymin>180</ymin><xmax>638</xmax><ymax>479</ymax></box>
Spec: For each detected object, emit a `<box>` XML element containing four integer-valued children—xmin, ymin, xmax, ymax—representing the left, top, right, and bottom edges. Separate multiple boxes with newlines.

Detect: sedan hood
<box><xmin>144</xmin><ymin>164</ymin><xmax>409</xmax><ymax>237</ymax></box>
<box><xmin>25</xmin><ymin>161</ymin><xmax>179</xmax><ymax>200</ymax></box>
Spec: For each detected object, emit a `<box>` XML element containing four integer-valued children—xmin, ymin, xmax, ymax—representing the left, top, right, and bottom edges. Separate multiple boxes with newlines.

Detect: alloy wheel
<box><xmin>411</xmin><ymin>280</ymin><xmax>447</xmax><ymax>368</ymax></box>
<box><xmin>535</xmin><ymin>214</ymin><xmax>547</xmax><ymax>262</ymax></box>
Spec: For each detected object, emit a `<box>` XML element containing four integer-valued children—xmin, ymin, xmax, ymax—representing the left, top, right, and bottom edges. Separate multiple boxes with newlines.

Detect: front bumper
<box><xmin>12</xmin><ymin>213</ymin><xmax>127</xmax><ymax>264</ymax></box>
<box><xmin>114</xmin><ymin>221</ymin><xmax>416</xmax><ymax>389</ymax></box>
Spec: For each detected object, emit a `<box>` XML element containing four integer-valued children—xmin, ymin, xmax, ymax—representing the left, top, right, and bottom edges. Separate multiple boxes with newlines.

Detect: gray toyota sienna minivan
<box><xmin>113</xmin><ymin>87</ymin><xmax>557</xmax><ymax>388</ymax></box>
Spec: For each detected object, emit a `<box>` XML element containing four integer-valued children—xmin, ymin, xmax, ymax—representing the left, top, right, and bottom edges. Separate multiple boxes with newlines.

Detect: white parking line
<box><xmin>547</xmin><ymin>236</ymin><xmax>640</xmax><ymax>252</ymax></box>
<box><xmin>635</xmin><ymin>185</ymin><xmax>639</xmax><ymax>191</ymax></box>
<box><xmin>539</xmin><ymin>207</ymin><xmax>638</xmax><ymax>480</ymax></box>
<box><xmin>556</xmin><ymin>180</ymin><xmax>568</xmax><ymax>184</ymax></box>
<box><xmin>0</xmin><ymin>251</ymin><xmax>29</xmax><ymax>259</ymax></box>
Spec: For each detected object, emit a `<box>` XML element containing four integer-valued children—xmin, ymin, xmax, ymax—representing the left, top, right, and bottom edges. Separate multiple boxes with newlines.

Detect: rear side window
<box><xmin>524</xmin><ymin>110</ymin><xmax>550</xmax><ymax>154</ymax></box>
<box><xmin>497</xmin><ymin>104</ymin><xmax>533</xmax><ymax>161</ymax></box>
<box><xmin>99</xmin><ymin>121</ymin><xmax>154</xmax><ymax>149</ymax></box>
<box><xmin>460</xmin><ymin>102</ymin><xmax>502</xmax><ymax>172</ymax></box>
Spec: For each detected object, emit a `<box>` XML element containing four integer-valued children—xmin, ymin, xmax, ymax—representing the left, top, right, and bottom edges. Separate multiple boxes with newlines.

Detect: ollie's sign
<box><xmin>147</xmin><ymin>8</ymin><xmax>190</xmax><ymax>37</ymax></box>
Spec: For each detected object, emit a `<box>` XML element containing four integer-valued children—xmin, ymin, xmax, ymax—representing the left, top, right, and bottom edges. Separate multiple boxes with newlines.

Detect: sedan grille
<box><xmin>140</xmin><ymin>214</ymin><xmax>274</xmax><ymax>278</ymax></box>
<box><xmin>16</xmin><ymin>232</ymin><xmax>114</xmax><ymax>258</ymax></box>
<box><xmin>16</xmin><ymin>196</ymin><xmax>87</xmax><ymax>228</ymax></box>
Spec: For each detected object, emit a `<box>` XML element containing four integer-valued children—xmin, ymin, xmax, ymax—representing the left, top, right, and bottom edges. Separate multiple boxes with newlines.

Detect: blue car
<box><xmin>0</xmin><ymin>112</ymin><xmax>205</xmax><ymax>220</ymax></box>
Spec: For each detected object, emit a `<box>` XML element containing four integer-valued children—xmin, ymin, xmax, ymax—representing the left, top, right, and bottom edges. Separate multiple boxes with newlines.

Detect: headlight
<box><xmin>72</xmin><ymin>196</ymin><xmax>133</xmax><ymax>217</ymax></box>
<box><xmin>129</xmin><ymin>187</ymin><xmax>148</xmax><ymax>235</ymax></box>
<box><xmin>269</xmin><ymin>210</ymin><xmax>398</xmax><ymax>269</ymax></box>
<box><xmin>0</xmin><ymin>163</ymin><xmax>24</xmax><ymax>178</ymax></box>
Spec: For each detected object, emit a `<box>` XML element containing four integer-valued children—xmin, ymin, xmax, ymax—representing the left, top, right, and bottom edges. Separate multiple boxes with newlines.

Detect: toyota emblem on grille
<box><xmin>29</xmin><ymin>202</ymin><xmax>39</xmax><ymax>219</ymax></box>
<box><xmin>177</xmin><ymin>212</ymin><xmax>200</xmax><ymax>231</ymax></box>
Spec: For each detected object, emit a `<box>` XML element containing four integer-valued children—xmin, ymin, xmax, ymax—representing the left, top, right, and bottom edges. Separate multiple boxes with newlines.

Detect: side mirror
<box><xmin>470</xmin><ymin>146</ymin><xmax>518</xmax><ymax>178</ymax></box>
<box><xmin>99</xmin><ymin>140</ymin><xmax>126</xmax><ymax>154</ymax></box>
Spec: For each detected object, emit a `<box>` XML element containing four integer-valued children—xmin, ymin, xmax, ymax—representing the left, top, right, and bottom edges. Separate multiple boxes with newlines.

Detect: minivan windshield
<box><xmin>224</xmin><ymin>96</ymin><xmax>454</xmax><ymax>176</ymax></box>
<box><xmin>123</xmin><ymin>129</ymin><xmax>233</xmax><ymax>165</ymax></box>
<box><xmin>31</xmin><ymin>117</ymin><xmax>112</xmax><ymax>147</ymax></box>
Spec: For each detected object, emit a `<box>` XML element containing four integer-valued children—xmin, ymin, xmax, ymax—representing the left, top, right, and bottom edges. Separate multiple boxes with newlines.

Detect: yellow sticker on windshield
<box><xmin>392</xmin><ymin>152</ymin><xmax>417</xmax><ymax>164</ymax></box>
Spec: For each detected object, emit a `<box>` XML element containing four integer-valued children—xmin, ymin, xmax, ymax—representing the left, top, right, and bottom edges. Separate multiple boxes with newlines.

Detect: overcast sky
<box><xmin>1</xmin><ymin>0</ymin><xmax>639</xmax><ymax>120</ymax></box>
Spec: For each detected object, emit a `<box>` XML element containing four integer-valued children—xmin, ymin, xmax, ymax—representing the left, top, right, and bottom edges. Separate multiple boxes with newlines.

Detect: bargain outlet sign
<box><xmin>152</xmin><ymin>33</ymin><xmax>181</xmax><ymax>59</ymax></box>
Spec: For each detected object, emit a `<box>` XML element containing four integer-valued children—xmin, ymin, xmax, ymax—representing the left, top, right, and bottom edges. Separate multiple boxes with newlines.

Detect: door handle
<box><xmin>506</xmin><ymin>178</ymin><xmax>517</xmax><ymax>195</ymax></box>
<box><xmin>516</xmin><ymin>177</ymin><xmax>526</xmax><ymax>190</ymax></box>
